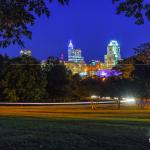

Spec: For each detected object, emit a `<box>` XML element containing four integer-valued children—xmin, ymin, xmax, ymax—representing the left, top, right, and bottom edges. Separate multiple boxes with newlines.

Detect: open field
<box><xmin>0</xmin><ymin>104</ymin><xmax>150</xmax><ymax>120</ymax></box>
<box><xmin>0</xmin><ymin>105</ymin><xmax>150</xmax><ymax>150</ymax></box>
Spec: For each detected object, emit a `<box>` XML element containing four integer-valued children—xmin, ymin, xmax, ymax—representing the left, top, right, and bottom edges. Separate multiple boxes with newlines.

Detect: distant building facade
<box><xmin>83</xmin><ymin>60</ymin><xmax>105</xmax><ymax>77</ymax></box>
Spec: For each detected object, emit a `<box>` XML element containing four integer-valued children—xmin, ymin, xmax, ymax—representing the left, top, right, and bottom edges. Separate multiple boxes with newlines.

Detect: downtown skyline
<box><xmin>0</xmin><ymin>0</ymin><xmax>150</xmax><ymax>62</ymax></box>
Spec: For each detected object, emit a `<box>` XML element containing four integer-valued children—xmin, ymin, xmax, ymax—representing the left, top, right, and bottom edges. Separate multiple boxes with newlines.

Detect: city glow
<box><xmin>101</xmin><ymin>71</ymin><xmax>107</xmax><ymax>76</ymax></box>
<box><xmin>79</xmin><ymin>72</ymin><xmax>87</xmax><ymax>77</ymax></box>
<box><xmin>65</xmin><ymin>40</ymin><xmax>122</xmax><ymax>77</ymax></box>
<box><xmin>96</xmin><ymin>69</ymin><xmax>122</xmax><ymax>78</ymax></box>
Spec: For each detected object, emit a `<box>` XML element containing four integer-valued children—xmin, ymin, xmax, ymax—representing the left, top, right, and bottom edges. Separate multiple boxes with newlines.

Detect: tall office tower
<box><xmin>68</xmin><ymin>40</ymin><xmax>84</xmax><ymax>63</ymax></box>
<box><xmin>20</xmin><ymin>49</ymin><xmax>31</xmax><ymax>56</ymax></box>
<box><xmin>105</xmin><ymin>40</ymin><xmax>121</xmax><ymax>68</ymax></box>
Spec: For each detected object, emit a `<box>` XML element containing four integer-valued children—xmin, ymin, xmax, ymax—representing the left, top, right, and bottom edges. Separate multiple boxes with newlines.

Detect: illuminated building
<box><xmin>65</xmin><ymin>61</ymin><xmax>85</xmax><ymax>75</ymax></box>
<box><xmin>82</xmin><ymin>60</ymin><xmax>105</xmax><ymax>77</ymax></box>
<box><xmin>68</xmin><ymin>40</ymin><xmax>84</xmax><ymax>63</ymax></box>
<box><xmin>105</xmin><ymin>40</ymin><xmax>121</xmax><ymax>68</ymax></box>
<box><xmin>20</xmin><ymin>49</ymin><xmax>31</xmax><ymax>56</ymax></box>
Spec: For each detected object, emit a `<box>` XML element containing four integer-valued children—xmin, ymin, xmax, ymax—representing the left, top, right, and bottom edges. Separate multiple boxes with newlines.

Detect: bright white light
<box><xmin>108</xmin><ymin>40</ymin><xmax>119</xmax><ymax>46</ymax></box>
<box><xmin>68</xmin><ymin>40</ymin><xmax>74</xmax><ymax>49</ymax></box>
<box><xmin>122</xmin><ymin>97</ymin><xmax>136</xmax><ymax>104</ymax></box>
<box><xmin>91</xmin><ymin>95</ymin><xmax>97</xmax><ymax>99</ymax></box>
<box><xmin>79</xmin><ymin>72</ymin><xmax>87</xmax><ymax>77</ymax></box>
<box><xmin>126</xmin><ymin>98</ymin><xmax>135</xmax><ymax>102</ymax></box>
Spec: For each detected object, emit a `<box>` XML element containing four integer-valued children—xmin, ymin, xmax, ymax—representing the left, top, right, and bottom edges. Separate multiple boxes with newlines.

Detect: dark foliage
<box><xmin>116</xmin><ymin>42</ymin><xmax>150</xmax><ymax>100</ymax></box>
<box><xmin>43</xmin><ymin>56</ymin><xmax>72</xmax><ymax>102</ymax></box>
<box><xmin>113</xmin><ymin>0</ymin><xmax>150</xmax><ymax>24</ymax></box>
<box><xmin>0</xmin><ymin>0</ymin><xmax>69</xmax><ymax>48</ymax></box>
<box><xmin>0</xmin><ymin>55</ymin><xmax>47</xmax><ymax>101</ymax></box>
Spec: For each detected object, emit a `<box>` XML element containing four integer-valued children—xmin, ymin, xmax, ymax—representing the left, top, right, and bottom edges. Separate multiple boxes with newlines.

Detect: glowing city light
<box><xmin>79</xmin><ymin>72</ymin><xmax>87</xmax><ymax>77</ymax></box>
<box><xmin>96</xmin><ymin>69</ymin><xmax>122</xmax><ymax>78</ymax></box>
<box><xmin>122</xmin><ymin>97</ymin><xmax>136</xmax><ymax>104</ymax></box>
<box><xmin>91</xmin><ymin>95</ymin><xmax>98</xmax><ymax>99</ymax></box>
<box><xmin>20</xmin><ymin>49</ymin><xmax>31</xmax><ymax>56</ymax></box>
<box><xmin>69</xmin><ymin>40</ymin><xmax>74</xmax><ymax>49</ymax></box>
<box><xmin>105</xmin><ymin>40</ymin><xmax>121</xmax><ymax>68</ymax></box>
<box><xmin>101</xmin><ymin>71</ymin><xmax>107</xmax><ymax>76</ymax></box>
<box><xmin>108</xmin><ymin>40</ymin><xmax>119</xmax><ymax>47</ymax></box>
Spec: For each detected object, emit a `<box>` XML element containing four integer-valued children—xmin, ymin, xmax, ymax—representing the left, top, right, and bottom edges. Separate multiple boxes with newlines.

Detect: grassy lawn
<box><xmin>0</xmin><ymin>105</ymin><xmax>150</xmax><ymax>150</ymax></box>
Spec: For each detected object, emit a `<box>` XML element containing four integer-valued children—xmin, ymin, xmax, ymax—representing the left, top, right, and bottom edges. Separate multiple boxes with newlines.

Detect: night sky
<box><xmin>1</xmin><ymin>0</ymin><xmax>150</xmax><ymax>62</ymax></box>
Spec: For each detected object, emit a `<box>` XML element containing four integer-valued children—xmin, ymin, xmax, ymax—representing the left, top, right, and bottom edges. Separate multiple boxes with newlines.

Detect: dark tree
<box><xmin>0</xmin><ymin>55</ymin><xmax>11</xmax><ymax>100</ymax></box>
<box><xmin>41</xmin><ymin>56</ymin><xmax>60</xmax><ymax>72</ymax></box>
<box><xmin>0</xmin><ymin>0</ymin><xmax>69</xmax><ymax>48</ymax></box>
<box><xmin>132</xmin><ymin>43</ymin><xmax>150</xmax><ymax>106</ymax></box>
<box><xmin>70</xmin><ymin>74</ymin><xmax>82</xmax><ymax>101</ymax></box>
<box><xmin>105</xmin><ymin>77</ymin><xmax>135</xmax><ymax>109</ymax></box>
<box><xmin>134</xmin><ymin>43</ymin><xmax>150</xmax><ymax>63</ymax></box>
<box><xmin>80</xmin><ymin>77</ymin><xmax>103</xmax><ymax>98</ymax></box>
<box><xmin>116</xmin><ymin>43</ymin><xmax>150</xmax><ymax>108</ymax></box>
<box><xmin>2</xmin><ymin>56</ymin><xmax>47</xmax><ymax>102</ymax></box>
<box><xmin>46</xmin><ymin>61</ymin><xmax>71</xmax><ymax>102</ymax></box>
<box><xmin>115</xmin><ymin>56</ymin><xmax>136</xmax><ymax>79</ymax></box>
<box><xmin>113</xmin><ymin>0</ymin><xmax>150</xmax><ymax>24</ymax></box>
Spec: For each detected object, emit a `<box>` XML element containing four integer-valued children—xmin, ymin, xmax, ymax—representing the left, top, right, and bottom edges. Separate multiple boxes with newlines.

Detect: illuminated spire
<box><xmin>60</xmin><ymin>53</ymin><xmax>64</xmax><ymax>61</ymax></box>
<box><xmin>68</xmin><ymin>40</ymin><xmax>74</xmax><ymax>50</ymax></box>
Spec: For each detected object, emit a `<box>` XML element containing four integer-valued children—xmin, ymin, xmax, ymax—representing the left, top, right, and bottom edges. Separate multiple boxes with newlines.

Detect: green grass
<box><xmin>0</xmin><ymin>105</ymin><xmax>150</xmax><ymax>149</ymax></box>
<box><xmin>0</xmin><ymin>116</ymin><xmax>150</xmax><ymax>150</ymax></box>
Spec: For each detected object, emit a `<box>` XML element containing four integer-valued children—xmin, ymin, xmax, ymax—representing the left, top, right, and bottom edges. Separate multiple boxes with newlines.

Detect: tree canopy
<box><xmin>113</xmin><ymin>0</ymin><xmax>150</xmax><ymax>24</ymax></box>
<box><xmin>0</xmin><ymin>0</ymin><xmax>69</xmax><ymax>48</ymax></box>
<box><xmin>0</xmin><ymin>55</ymin><xmax>47</xmax><ymax>101</ymax></box>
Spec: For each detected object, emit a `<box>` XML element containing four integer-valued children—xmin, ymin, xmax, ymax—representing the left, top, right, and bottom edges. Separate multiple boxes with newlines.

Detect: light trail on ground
<box><xmin>0</xmin><ymin>101</ymin><xmax>116</xmax><ymax>106</ymax></box>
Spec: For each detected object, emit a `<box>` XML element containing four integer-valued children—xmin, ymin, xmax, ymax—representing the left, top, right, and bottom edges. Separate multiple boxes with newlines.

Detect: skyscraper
<box><xmin>68</xmin><ymin>40</ymin><xmax>84</xmax><ymax>63</ymax></box>
<box><xmin>105</xmin><ymin>40</ymin><xmax>121</xmax><ymax>68</ymax></box>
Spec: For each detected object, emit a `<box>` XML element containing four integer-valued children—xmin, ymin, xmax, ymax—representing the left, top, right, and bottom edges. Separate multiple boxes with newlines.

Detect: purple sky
<box><xmin>1</xmin><ymin>0</ymin><xmax>150</xmax><ymax>62</ymax></box>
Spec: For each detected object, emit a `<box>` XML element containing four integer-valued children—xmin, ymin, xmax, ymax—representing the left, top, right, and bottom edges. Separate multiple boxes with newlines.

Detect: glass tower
<box><xmin>105</xmin><ymin>40</ymin><xmax>121</xmax><ymax>68</ymax></box>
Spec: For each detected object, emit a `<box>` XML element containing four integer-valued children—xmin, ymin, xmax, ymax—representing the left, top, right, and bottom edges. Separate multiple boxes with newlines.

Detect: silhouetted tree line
<box><xmin>0</xmin><ymin>43</ymin><xmax>150</xmax><ymax>102</ymax></box>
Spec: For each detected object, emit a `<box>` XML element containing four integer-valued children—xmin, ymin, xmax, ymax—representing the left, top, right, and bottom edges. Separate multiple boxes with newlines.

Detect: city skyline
<box><xmin>0</xmin><ymin>0</ymin><xmax>150</xmax><ymax>61</ymax></box>
<box><xmin>64</xmin><ymin>40</ymin><xmax>121</xmax><ymax>77</ymax></box>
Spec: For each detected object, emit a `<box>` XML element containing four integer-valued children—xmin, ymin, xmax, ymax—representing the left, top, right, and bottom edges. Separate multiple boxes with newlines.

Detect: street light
<box><xmin>122</xmin><ymin>97</ymin><xmax>136</xmax><ymax>104</ymax></box>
